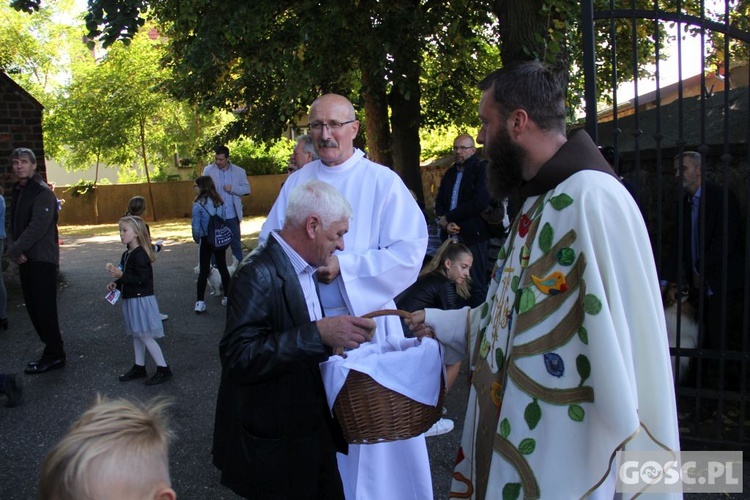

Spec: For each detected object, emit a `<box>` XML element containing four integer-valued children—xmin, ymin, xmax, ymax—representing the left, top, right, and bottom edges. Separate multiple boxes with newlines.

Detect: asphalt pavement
<box><xmin>6</xmin><ymin>232</ymin><xmax>744</xmax><ymax>499</ymax></box>
<box><xmin>0</xmin><ymin>233</ymin><xmax>467</xmax><ymax>500</ymax></box>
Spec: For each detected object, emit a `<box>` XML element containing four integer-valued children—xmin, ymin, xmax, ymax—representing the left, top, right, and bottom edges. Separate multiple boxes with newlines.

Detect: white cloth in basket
<box><xmin>320</xmin><ymin>336</ymin><xmax>443</xmax><ymax>411</ymax></box>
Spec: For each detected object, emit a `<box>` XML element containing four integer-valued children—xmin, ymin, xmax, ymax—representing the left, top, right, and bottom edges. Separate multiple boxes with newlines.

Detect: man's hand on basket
<box><xmin>404</xmin><ymin>310</ymin><xmax>434</xmax><ymax>339</ymax></box>
<box><xmin>316</xmin><ymin>255</ymin><xmax>340</xmax><ymax>284</ymax></box>
<box><xmin>317</xmin><ymin>316</ymin><xmax>376</xmax><ymax>350</ymax></box>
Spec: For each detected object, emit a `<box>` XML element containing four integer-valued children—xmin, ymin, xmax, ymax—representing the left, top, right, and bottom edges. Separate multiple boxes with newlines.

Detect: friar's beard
<box><xmin>486</xmin><ymin>124</ymin><xmax>526</xmax><ymax>201</ymax></box>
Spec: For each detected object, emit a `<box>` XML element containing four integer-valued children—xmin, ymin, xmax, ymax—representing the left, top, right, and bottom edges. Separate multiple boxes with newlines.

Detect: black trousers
<box><xmin>19</xmin><ymin>261</ymin><xmax>65</xmax><ymax>360</ymax></box>
<box><xmin>467</xmin><ymin>239</ymin><xmax>490</xmax><ymax>308</ymax></box>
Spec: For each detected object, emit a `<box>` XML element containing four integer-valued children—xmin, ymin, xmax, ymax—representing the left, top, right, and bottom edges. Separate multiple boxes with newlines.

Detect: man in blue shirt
<box><xmin>435</xmin><ymin>134</ymin><xmax>492</xmax><ymax>306</ymax></box>
<box><xmin>203</xmin><ymin>145</ymin><xmax>251</xmax><ymax>263</ymax></box>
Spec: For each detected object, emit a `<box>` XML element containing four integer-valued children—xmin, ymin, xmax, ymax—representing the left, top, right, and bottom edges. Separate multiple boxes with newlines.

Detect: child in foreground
<box><xmin>39</xmin><ymin>396</ymin><xmax>176</xmax><ymax>500</ymax></box>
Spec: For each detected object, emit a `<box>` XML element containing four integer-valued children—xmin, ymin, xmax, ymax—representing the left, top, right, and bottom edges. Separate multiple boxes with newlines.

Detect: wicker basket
<box><xmin>332</xmin><ymin>309</ymin><xmax>444</xmax><ymax>444</ymax></box>
<box><xmin>333</xmin><ymin>369</ymin><xmax>445</xmax><ymax>444</ymax></box>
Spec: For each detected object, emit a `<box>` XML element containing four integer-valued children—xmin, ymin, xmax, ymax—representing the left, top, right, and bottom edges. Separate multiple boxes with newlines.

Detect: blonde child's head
<box><xmin>39</xmin><ymin>396</ymin><xmax>176</xmax><ymax>500</ymax></box>
<box><xmin>126</xmin><ymin>196</ymin><xmax>147</xmax><ymax>217</ymax></box>
<box><xmin>119</xmin><ymin>216</ymin><xmax>155</xmax><ymax>262</ymax></box>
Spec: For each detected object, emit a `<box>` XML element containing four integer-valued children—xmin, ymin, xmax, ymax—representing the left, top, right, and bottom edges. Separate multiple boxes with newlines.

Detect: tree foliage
<box><xmin>1</xmin><ymin>0</ymin><xmax>83</xmax><ymax>100</ymax></box>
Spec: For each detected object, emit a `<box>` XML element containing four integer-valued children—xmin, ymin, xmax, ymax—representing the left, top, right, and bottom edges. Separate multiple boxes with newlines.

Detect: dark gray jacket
<box><xmin>8</xmin><ymin>173</ymin><xmax>59</xmax><ymax>265</ymax></box>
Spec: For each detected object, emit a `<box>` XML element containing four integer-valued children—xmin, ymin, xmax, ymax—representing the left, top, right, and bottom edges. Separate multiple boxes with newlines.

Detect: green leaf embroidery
<box><xmin>576</xmin><ymin>355</ymin><xmax>591</xmax><ymax>384</ymax></box>
<box><xmin>555</xmin><ymin>247</ymin><xmax>576</xmax><ymax>266</ymax></box>
<box><xmin>539</xmin><ymin>222</ymin><xmax>553</xmax><ymax>253</ymax></box>
<box><xmin>518</xmin><ymin>438</ymin><xmax>536</xmax><ymax>455</ymax></box>
<box><xmin>524</xmin><ymin>400</ymin><xmax>542</xmax><ymax>430</ymax></box>
<box><xmin>511</xmin><ymin>275</ymin><xmax>520</xmax><ymax>293</ymax></box>
<box><xmin>578</xmin><ymin>326</ymin><xmax>589</xmax><ymax>345</ymax></box>
<box><xmin>495</xmin><ymin>347</ymin><xmax>504</xmax><ymax>371</ymax></box>
<box><xmin>549</xmin><ymin>193</ymin><xmax>574</xmax><ymax>210</ymax></box>
<box><xmin>498</xmin><ymin>246</ymin><xmax>507</xmax><ymax>261</ymax></box>
<box><xmin>519</xmin><ymin>288</ymin><xmax>536</xmax><ymax>314</ymax></box>
<box><xmin>503</xmin><ymin>483</ymin><xmax>522</xmax><ymax>500</ymax></box>
<box><xmin>500</xmin><ymin>418</ymin><xmax>511</xmax><ymax>438</ymax></box>
<box><xmin>568</xmin><ymin>404</ymin><xmax>585</xmax><ymax>422</ymax></box>
<box><xmin>583</xmin><ymin>294</ymin><xmax>602</xmax><ymax>315</ymax></box>
<box><xmin>481</xmin><ymin>302</ymin><xmax>489</xmax><ymax>319</ymax></box>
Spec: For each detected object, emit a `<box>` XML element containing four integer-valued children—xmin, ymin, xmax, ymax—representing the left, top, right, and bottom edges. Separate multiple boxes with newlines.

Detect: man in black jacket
<box><xmin>435</xmin><ymin>134</ymin><xmax>492</xmax><ymax>306</ymax></box>
<box><xmin>665</xmin><ymin>151</ymin><xmax>744</xmax><ymax>349</ymax></box>
<box><xmin>7</xmin><ymin>148</ymin><xmax>66</xmax><ymax>374</ymax></box>
<box><xmin>212</xmin><ymin>180</ymin><xmax>375</xmax><ymax>499</ymax></box>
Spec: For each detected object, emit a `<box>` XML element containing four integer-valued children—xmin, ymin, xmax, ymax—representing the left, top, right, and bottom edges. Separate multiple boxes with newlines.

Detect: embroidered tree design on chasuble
<box><xmin>470</xmin><ymin>192</ymin><xmax>603</xmax><ymax>499</ymax></box>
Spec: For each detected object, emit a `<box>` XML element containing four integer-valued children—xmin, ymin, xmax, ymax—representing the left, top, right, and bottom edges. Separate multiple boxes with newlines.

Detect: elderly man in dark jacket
<box><xmin>212</xmin><ymin>180</ymin><xmax>376</xmax><ymax>500</ymax></box>
<box><xmin>7</xmin><ymin>148</ymin><xmax>65</xmax><ymax>374</ymax></box>
<box><xmin>435</xmin><ymin>134</ymin><xmax>492</xmax><ymax>306</ymax></box>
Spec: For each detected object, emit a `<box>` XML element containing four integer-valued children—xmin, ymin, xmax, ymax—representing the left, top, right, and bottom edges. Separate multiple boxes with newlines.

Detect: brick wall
<box><xmin>0</xmin><ymin>73</ymin><xmax>46</xmax><ymax>194</ymax></box>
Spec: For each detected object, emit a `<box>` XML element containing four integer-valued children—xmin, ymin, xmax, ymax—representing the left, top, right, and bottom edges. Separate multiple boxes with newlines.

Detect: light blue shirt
<box><xmin>202</xmin><ymin>163</ymin><xmax>251</xmax><ymax>221</ymax></box>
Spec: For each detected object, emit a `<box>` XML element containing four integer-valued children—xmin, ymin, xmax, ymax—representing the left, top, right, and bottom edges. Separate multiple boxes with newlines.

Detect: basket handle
<box><xmin>362</xmin><ymin>309</ymin><xmax>413</xmax><ymax>321</ymax></box>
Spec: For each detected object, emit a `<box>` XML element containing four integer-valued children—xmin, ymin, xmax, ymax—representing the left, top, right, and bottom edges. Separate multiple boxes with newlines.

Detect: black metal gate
<box><xmin>581</xmin><ymin>0</ymin><xmax>750</xmax><ymax>448</ymax></box>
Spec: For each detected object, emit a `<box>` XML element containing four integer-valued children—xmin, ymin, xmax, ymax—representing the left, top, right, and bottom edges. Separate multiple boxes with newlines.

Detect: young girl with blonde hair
<box><xmin>106</xmin><ymin>216</ymin><xmax>173</xmax><ymax>386</ymax></box>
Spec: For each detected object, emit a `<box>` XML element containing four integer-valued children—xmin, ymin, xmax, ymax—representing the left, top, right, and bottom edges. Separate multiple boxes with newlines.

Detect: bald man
<box><xmin>435</xmin><ymin>134</ymin><xmax>492</xmax><ymax>306</ymax></box>
<box><xmin>260</xmin><ymin>94</ymin><xmax>431</xmax><ymax>500</ymax></box>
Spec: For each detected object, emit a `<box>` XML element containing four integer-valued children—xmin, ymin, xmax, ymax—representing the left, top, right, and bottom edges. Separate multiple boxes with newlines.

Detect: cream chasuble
<box><xmin>427</xmin><ymin>167</ymin><xmax>680</xmax><ymax>499</ymax></box>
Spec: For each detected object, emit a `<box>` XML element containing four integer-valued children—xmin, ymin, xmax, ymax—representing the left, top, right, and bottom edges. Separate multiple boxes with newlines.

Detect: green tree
<box><xmin>1</xmin><ymin>0</ymin><xmax>84</xmax><ymax>100</ymax></box>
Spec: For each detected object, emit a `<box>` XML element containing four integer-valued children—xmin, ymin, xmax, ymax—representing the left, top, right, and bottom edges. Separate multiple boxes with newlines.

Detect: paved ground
<box><xmin>2</xmin><ymin>229</ymin><xmax>746</xmax><ymax>499</ymax></box>
<box><xmin>0</xmin><ymin>232</ymin><xmax>467</xmax><ymax>500</ymax></box>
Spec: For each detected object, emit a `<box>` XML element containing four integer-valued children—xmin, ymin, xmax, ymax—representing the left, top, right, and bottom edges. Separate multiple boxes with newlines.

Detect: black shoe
<box><xmin>3</xmin><ymin>374</ymin><xmax>23</xmax><ymax>407</ymax></box>
<box><xmin>119</xmin><ymin>364</ymin><xmax>147</xmax><ymax>382</ymax></box>
<box><xmin>24</xmin><ymin>357</ymin><xmax>66</xmax><ymax>375</ymax></box>
<box><xmin>145</xmin><ymin>366</ymin><xmax>173</xmax><ymax>386</ymax></box>
<box><xmin>0</xmin><ymin>318</ymin><xmax>7</xmax><ymax>331</ymax></box>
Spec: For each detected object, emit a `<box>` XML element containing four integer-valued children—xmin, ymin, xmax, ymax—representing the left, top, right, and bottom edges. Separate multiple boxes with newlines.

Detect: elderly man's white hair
<box><xmin>284</xmin><ymin>180</ymin><xmax>352</xmax><ymax>229</ymax></box>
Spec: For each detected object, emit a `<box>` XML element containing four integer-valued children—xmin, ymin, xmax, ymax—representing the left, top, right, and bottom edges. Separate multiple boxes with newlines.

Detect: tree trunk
<box><xmin>493</xmin><ymin>0</ymin><xmax>570</xmax><ymax>88</ymax></box>
<box><xmin>389</xmin><ymin>77</ymin><xmax>424</xmax><ymax>206</ymax></box>
<box><xmin>94</xmin><ymin>151</ymin><xmax>100</xmax><ymax>224</ymax></box>
<box><xmin>139</xmin><ymin>115</ymin><xmax>158</xmax><ymax>221</ymax></box>
<box><xmin>360</xmin><ymin>66</ymin><xmax>393</xmax><ymax>168</ymax></box>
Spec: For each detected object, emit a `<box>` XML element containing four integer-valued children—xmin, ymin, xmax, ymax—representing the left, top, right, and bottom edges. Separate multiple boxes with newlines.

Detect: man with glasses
<box><xmin>435</xmin><ymin>134</ymin><xmax>492</xmax><ymax>306</ymax></box>
<box><xmin>203</xmin><ymin>145</ymin><xmax>251</xmax><ymax>263</ymax></box>
<box><xmin>7</xmin><ymin>148</ymin><xmax>66</xmax><ymax>374</ymax></box>
<box><xmin>260</xmin><ymin>94</ymin><xmax>431</xmax><ymax>500</ymax></box>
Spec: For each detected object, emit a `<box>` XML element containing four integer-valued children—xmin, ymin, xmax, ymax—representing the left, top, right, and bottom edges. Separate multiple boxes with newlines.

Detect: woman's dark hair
<box><xmin>194</xmin><ymin>176</ymin><xmax>224</xmax><ymax>206</ymax></box>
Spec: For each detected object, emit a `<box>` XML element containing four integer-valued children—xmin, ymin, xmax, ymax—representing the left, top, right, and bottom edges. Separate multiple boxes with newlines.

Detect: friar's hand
<box><xmin>317</xmin><ymin>316</ymin><xmax>376</xmax><ymax>350</ymax></box>
<box><xmin>316</xmin><ymin>255</ymin><xmax>340</xmax><ymax>284</ymax></box>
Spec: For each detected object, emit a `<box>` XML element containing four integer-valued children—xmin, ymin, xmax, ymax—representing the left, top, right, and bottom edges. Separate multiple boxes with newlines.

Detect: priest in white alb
<box><xmin>259</xmin><ymin>94</ymin><xmax>432</xmax><ymax>500</ymax></box>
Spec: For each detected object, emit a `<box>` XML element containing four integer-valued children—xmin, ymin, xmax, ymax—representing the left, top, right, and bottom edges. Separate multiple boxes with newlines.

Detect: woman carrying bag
<box><xmin>191</xmin><ymin>176</ymin><xmax>232</xmax><ymax>314</ymax></box>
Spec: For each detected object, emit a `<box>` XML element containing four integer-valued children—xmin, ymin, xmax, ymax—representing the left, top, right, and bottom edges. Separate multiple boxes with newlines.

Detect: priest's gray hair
<box><xmin>284</xmin><ymin>180</ymin><xmax>352</xmax><ymax>229</ymax></box>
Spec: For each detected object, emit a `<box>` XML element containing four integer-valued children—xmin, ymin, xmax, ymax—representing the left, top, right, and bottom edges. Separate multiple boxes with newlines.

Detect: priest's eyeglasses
<box><xmin>309</xmin><ymin>120</ymin><xmax>356</xmax><ymax>132</ymax></box>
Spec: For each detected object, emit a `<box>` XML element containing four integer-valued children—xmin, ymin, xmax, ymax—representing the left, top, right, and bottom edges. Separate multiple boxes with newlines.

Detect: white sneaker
<box><xmin>221</xmin><ymin>297</ymin><xmax>228</xmax><ymax>306</ymax></box>
<box><xmin>194</xmin><ymin>301</ymin><xmax>206</xmax><ymax>314</ymax></box>
<box><xmin>424</xmin><ymin>418</ymin><xmax>454</xmax><ymax>438</ymax></box>
<box><xmin>159</xmin><ymin>313</ymin><xmax>169</xmax><ymax>321</ymax></box>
